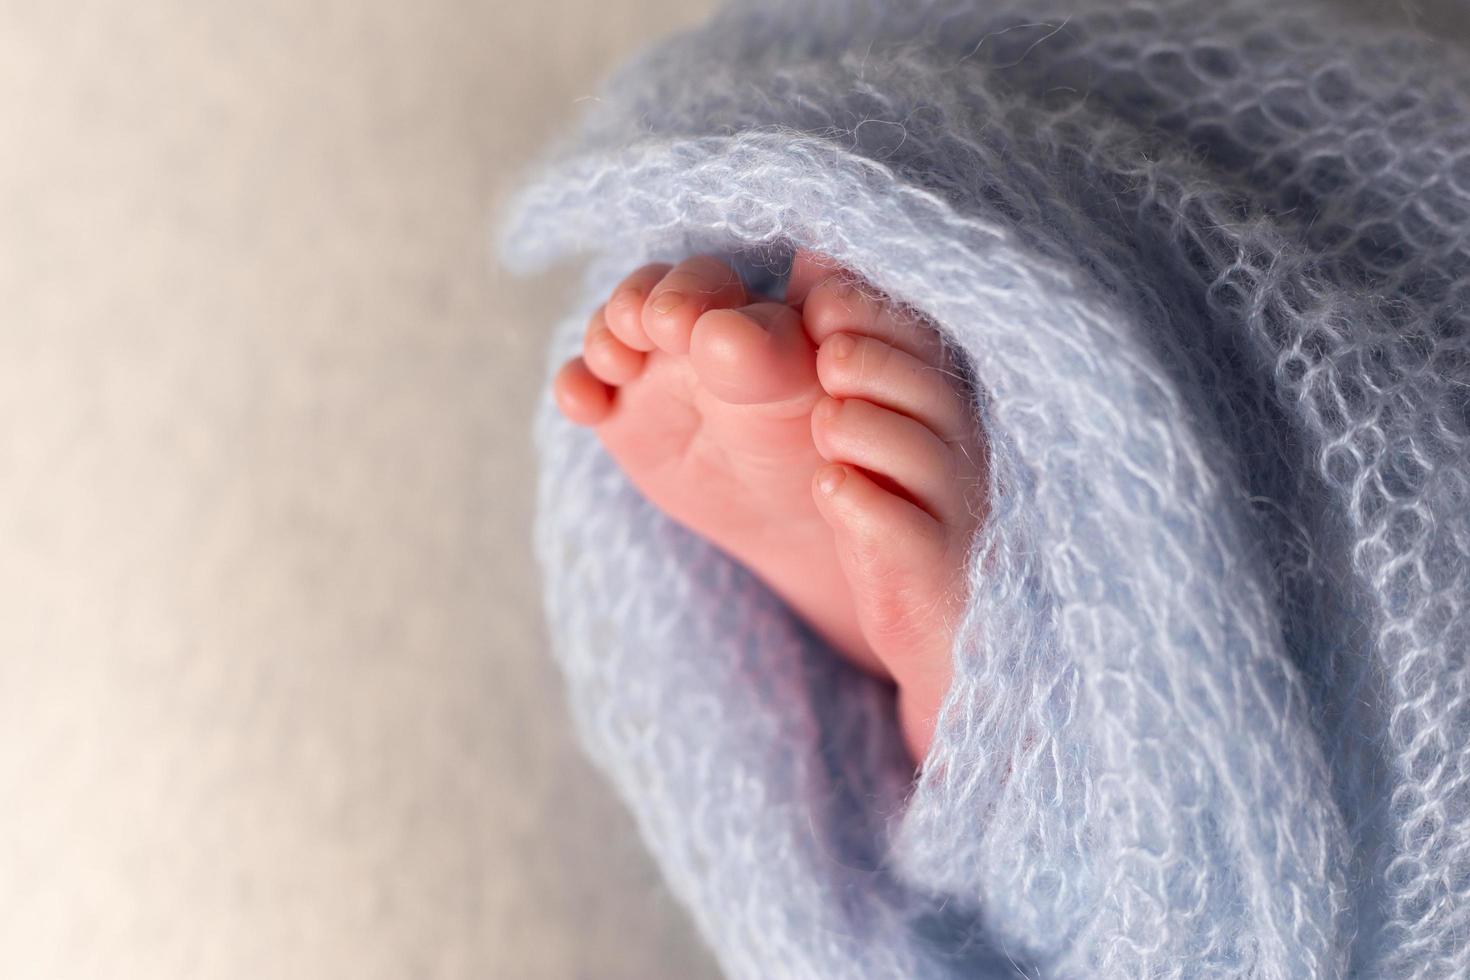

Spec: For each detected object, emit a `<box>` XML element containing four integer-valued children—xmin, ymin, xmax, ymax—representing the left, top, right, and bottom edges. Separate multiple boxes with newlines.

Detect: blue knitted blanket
<box><xmin>499</xmin><ymin>1</ymin><xmax>1470</xmax><ymax>975</ymax></box>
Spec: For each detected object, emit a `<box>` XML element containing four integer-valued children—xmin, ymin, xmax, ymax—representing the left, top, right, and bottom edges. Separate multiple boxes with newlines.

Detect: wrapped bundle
<box><xmin>498</xmin><ymin>2</ymin><xmax>1470</xmax><ymax>975</ymax></box>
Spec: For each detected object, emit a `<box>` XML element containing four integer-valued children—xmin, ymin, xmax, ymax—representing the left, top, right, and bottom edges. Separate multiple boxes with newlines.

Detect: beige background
<box><xmin>0</xmin><ymin>2</ymin><xmax>719</xmax><ymax>978</ymax></box>
<box><xmin>0</xmin><ymin>2</ymin><xmax>1463</xmax><ymax>979</ymax></box>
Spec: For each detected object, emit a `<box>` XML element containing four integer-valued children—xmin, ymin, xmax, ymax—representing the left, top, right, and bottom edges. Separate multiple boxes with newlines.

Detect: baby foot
<box><xmin>552</xmin><ymin>255</ymin><xmax>882</xmax><ymax>677</ymax></box>
<box><xmin>553</xmin><ymin>251</ymin><xmax>986</xmax><ymax>760</ymax></box>
<box><xmin>793</xmin><ymin>256</ymin><xmax>988</xmax><ymax>759</ymax></box>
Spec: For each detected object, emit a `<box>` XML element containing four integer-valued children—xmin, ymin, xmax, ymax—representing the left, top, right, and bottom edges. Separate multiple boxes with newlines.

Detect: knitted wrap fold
<box><xmin>498</xmin><ymin>2</ymin><xmax>1470</xmax><ymax>976</ymax></box>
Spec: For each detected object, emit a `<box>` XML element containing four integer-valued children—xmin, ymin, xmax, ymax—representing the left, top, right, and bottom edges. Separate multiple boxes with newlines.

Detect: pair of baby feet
<box><xmin>553</xmin><ymin>250</ymin><xmax>986</xmax><ymax>761</ymax></box>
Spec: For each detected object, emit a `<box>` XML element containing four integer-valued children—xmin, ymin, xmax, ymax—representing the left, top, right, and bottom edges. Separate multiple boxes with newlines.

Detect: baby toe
<box><xmin>811</xmin><ymin>462</ymin><xmax>957</xmax><ymax>757</ymax></box>
<box><xmin>784</xmin><ymin>247</ymin><xmax>844</xmax><ymax>308</ymax></box>
<box><xmin>642</xmin><ymin>255</ymin><xmax>748</xmax><ymax>355</ymax></box>
<box><xmin>816</xmin><ymin>332</ymin><xmax>977</xmax><ymax>445</ymax></box>
<box><xmin>810</xmin><ymin>396</ymin><xmax>976</xmax><ymax>528</ymax></box>
<box><xmin>553</xmin><ymin>357</ymin><xmax>614</xmax><ymax>426</ymax></box>
<box><xmin>688</xmin><ymin>302</ymin><xmax>818</xmax><ymax>408</ymax></box>
<box><xmin>604</xmin><ymin>263</ymin><xmax>670</xmax><ymax>352</ymax></box>
<box><xmin>802</xmin><ymin>272</ymin><xmax>947</xmax><ymax>365</ymax></box>
<box><xmin>582</xmin><ymin>306</ymin><xmax>646</xmax><ymax>386</ymax></box>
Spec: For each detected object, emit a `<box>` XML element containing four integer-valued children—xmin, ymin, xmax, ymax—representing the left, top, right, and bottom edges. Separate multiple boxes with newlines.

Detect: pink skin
<box><xmin>553</xmin><ymin>250</ymin><xmax>986</xmax><ymax>761</ymax></box>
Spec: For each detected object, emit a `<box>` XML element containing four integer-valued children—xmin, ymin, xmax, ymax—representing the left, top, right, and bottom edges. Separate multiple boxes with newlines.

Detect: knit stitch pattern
<box><xmin>498</xmin><ymin>1</ymin><xmax>1470</xmax><ymax>976</ymax></box>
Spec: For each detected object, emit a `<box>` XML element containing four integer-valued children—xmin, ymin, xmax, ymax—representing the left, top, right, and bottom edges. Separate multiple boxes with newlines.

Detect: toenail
<box><xmin>828</xmin><ymin>334</ymin><xmax>856</xmax><ymax>359</ymax></box>
<box><xmin>651</xmin><ymin>291</ymin><xmax>684</xmax><ymax>314</ymax></box>
<box><xmin>816</xmin><ymin>465</ymin><xmax>847</xmax><ymax>496</ymax></box>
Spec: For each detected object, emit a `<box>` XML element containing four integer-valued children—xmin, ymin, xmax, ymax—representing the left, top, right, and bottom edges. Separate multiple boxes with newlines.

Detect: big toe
<box><xmin>784</xmin><ymin>247</ymin><xmax>844</xmax><ymax>308</ymax></box>
<box><xmin>802</xmin><ymin>268</ymin><xmax>948</xmax><ymax>366</ymax></box>
<box><xmin>689</xmin><ymin>301</ymin><xmax>820</xmax><ymax>408</ymax></box>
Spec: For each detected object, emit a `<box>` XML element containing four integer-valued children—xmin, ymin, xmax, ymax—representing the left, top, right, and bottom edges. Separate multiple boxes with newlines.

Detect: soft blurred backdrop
<box><xmin>0</xmin><ymin>1</ymin><xmax>1465</xmax><ymax>978</ymax></box>
<box><xmin>0</xmin><ymin>2</ymin><xmax>719</xmax><ymax>977</ymax></box>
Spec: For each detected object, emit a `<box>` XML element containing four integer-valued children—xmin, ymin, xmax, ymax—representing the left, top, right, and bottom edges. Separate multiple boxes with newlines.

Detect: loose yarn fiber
<box><xmin>498</xmin><ymin>1</ymin><xmax>1470</xmax><ymax>976</ymax></box>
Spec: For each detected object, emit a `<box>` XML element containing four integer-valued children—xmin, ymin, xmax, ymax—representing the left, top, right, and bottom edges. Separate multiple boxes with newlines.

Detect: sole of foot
<box><xmin>555</xmin><ymin>250</ymin><xmax>988</xmax><ymax>761</ymax></box>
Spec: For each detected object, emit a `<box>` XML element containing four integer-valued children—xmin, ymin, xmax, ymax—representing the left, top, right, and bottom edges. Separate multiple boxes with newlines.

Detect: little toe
<box><xmin>689</xmin><ymin>302</ymin><xmax>818</xmax><ymax>408</ymax></box>
<box><xmin>803</xmin><ymin>273</ymin><xmax>948</xmax><ymax>366</ymax></box>
<box><xmin>810</xmin><ymin>397</ymin><xmax>977</xmax><ymax>527</ymax></box>
<box><xmin>583</xmin><ymin>306</ymin><xmax>646</xmax><ymax>386</ymax></box>
<box><xmin>642</xmin><ymin>255</ymin><xmax>748</xmax><ymax>355</ymax></box>
<box><xmin>811</xmin><ymin>462</ymin><xmax>959</xmax><ymax>751</ymax></box>
<box><xmin>604</xmin><ymin>263</ymin><xmax>670</xmax><ymax>351</ymax></box>
<box><xmin>553</xmin><ymin>357</ymin><xmax>614</xmax><ymax>426</ymax></box>
<box><xmin>816</xmin><ymin>333</ymin><xmax>977</xmax><ymax>445</ymax></box>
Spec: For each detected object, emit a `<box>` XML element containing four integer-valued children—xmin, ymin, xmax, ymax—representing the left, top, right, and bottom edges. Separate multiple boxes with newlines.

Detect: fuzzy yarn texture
<box><xmin>498</xmin><ymin>1</ymin><xmax>1470</xmax><ymax>976</ymax></box>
